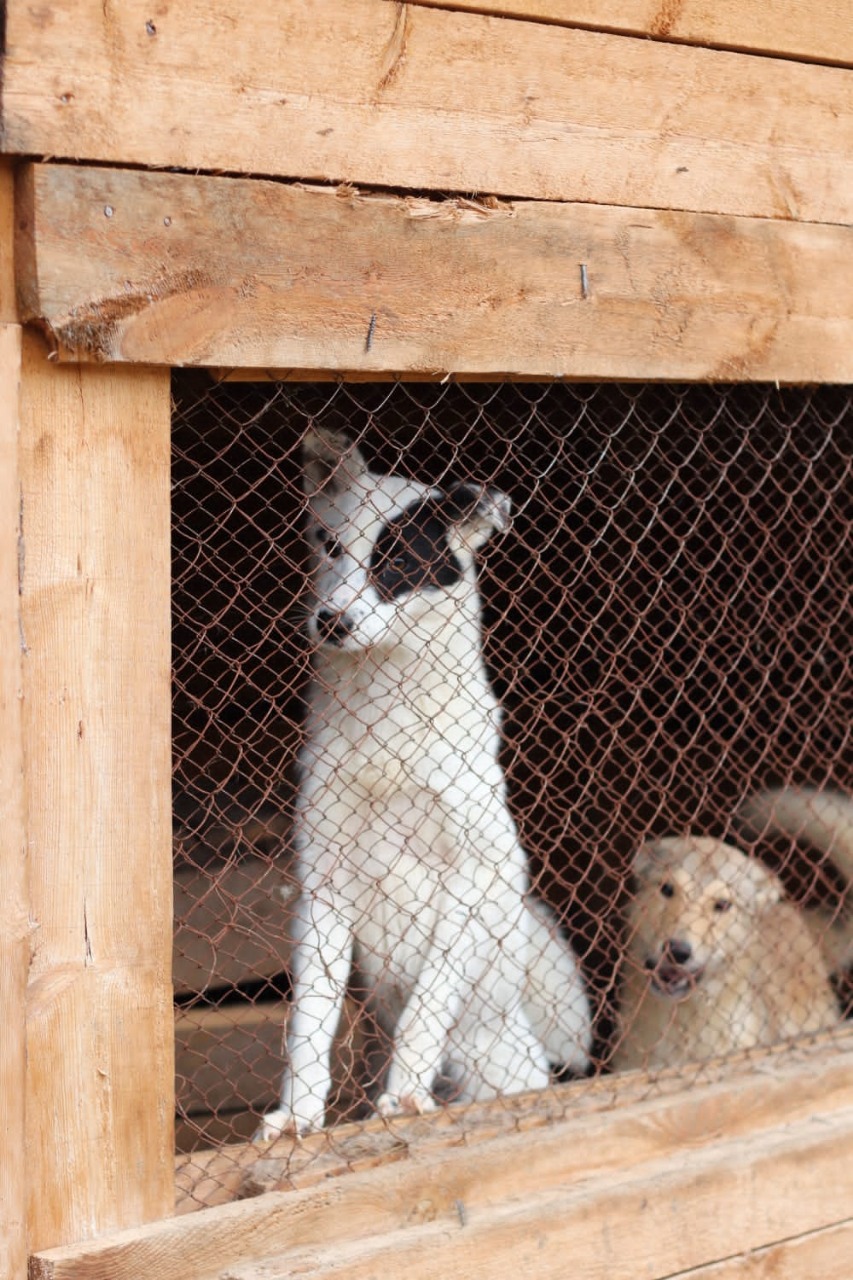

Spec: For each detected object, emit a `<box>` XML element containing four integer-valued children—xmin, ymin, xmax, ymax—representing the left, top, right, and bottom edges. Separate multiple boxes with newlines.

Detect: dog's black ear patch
<box><xmin>370</xmin><ymin>497</ymin><xmax>465</xmax><ymax>601</ymax></box>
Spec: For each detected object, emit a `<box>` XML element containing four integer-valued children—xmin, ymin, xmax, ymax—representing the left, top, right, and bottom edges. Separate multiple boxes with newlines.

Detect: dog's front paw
<box><xmin>375</xmin><ymin>1089</ymin><xmax>437</xmax><ymax>1119</ymax></box>
<box><xmin>255</xmin><ymin>1108</ymin><xmax>318</xmax><ymax>1142</ymax></box>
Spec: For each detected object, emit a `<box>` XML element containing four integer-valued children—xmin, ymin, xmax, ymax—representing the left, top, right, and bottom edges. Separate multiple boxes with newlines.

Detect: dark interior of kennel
<box><xmin>172</xmin><ymin>376</ymin><xmax>851</xmax><ymax>1143</ymax></box>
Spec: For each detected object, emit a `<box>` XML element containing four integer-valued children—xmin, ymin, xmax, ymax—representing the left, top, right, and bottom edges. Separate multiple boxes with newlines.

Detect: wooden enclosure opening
<box><xmin>169</xmin><ymin>375</ymin><xmax>852</xmax><ymax>1209</ymax></box>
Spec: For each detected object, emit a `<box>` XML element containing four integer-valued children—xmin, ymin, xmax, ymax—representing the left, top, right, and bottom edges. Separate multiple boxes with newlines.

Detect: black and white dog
<box><xmin>260</xmin><ymin>429</ymin><xmax>590</xmax><ymax>1137</ymax></box>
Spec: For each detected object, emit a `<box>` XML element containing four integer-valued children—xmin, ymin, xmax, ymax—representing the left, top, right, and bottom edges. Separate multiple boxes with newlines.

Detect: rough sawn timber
<box><xmin>16</xmin><ymin>163</ymin><xmax>853</xmax><ymax>381</ymax></box>
<box><xmin>2</xmin><ymin>0</ymin><xmax>852</xmax><ymax>222</ymax></box>
<box><xmin>18</xmin><ymin>331</ymin><xmax>174</xmax><ymax>1251</ymax></box>
<box><xmin>407</xmin><ymin>0</ymin><xmax>853</xmax><ymax>66</ymax></box>
<box><xmin>663</xmin><ymin>1219</ymin><xmax>853</xmax><ymax>1279</ymax></box>
<box><xmin>29</xmin><ymin>1030</ymin><xmax>853</xmax><ymax>1280</ymax></box>
<box><xmin>0</xmin><ymin>317</ymin><xmax>26</xmax><ymax>1279</ymax></box>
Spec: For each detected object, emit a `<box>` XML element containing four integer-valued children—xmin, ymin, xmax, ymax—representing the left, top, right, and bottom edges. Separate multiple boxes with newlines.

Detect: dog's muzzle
<box><xmin>645</xmin><ymin>939</ymin><xmax>704</xmax><ymax>999</ymax></box>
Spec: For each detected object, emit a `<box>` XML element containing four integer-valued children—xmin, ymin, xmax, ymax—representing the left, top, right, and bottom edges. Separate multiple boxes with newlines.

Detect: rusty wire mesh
<box><xmin>172</xmin><ymin>376</ymin><xmax>851</xmax><ymax>1195</ymax></box>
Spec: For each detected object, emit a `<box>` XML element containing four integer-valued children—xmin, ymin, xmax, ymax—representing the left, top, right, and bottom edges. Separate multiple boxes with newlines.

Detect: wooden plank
<box><xmin>0</xmin><ymin>162</ymin><xmax>18</xmax><ymax>322</ymax></box>
<box><xmin>29</xmin><ymin>1034</ymin><xmax>853</xmax><ymax>1279</ymax></box>
<box><xmin>0</xmin><ymin>320</ymin><xmax>26</xmax><ymax>1280</ymax></box>
<box><xmin>173</xmin><ymin>855</ymin><xmax>295</xmax><ymax>996</ymax></box>
<box><xmin>19</xmin><ymin>332</ymin><xmax>174</xmax><ymax>1251</ymax></box>
<box><xmin>3</xmin><ymin>0</ymin><xmax>853</xmax><ymax>222</ymax></box>
<box><xmin>175</xmin><ymin>1030</ymin><xmax>853</xmax><ymax>1213</ymax></box>
<box><xmin>407</xmin><ymin>1</ymin><xmax>853</xmax><ymax>67</ymax></box>
<box><xmin>176</xmin><ymin>1002</ymin><xmax>284</xmax><ymax>1117</ymax></box>
<box><xmin>176</xmin><ymin>1111</ymin><xmax>853</xmax><ymax>1280</ymax></box>
<box><xmin>16</xmin><ymin>164</ymin><xmax>853</xmax><ymax>382</ymax></box>
<box><xmin>664</xmin><ymin>1219</ymin><xmax>853</xmax><ymax>1278</ymax></box>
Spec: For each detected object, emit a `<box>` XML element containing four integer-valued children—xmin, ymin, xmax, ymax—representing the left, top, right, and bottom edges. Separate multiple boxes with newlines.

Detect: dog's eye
<box><xmin>660</xmin><ymin>881</ymin><xmax>675</xmax><ymax>899</ymax></box>
<box><xmin>713</xmin><ymin>899</ymin><xmax>732</xmax><ymax>914</ymax></box>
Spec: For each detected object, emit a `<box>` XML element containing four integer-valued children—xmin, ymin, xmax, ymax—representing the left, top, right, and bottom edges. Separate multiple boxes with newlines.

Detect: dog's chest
<box><xmin>308</xmin><ymin>670</ymin><xmax>501</xmax><ymax>799</ymax></box>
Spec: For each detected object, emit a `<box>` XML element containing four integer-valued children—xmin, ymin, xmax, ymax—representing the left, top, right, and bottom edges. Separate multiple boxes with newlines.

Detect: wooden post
<box><xmin>18</xmin><ymin>328</ymin><xmax>174</xmax><ymax>1250</ymax></box>
<box><xmin>0</xmin><ymin>160</ymin><xmax>28</xmax><ymax>1280</ymax></box>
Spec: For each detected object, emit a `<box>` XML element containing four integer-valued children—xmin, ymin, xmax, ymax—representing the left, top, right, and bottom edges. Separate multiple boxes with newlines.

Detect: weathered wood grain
<box><xmin>16</xmin><ymin>163</ymin><xmax>853</xmax><ymax>381</ymax></box>
<box><xmin>0</xmin><ymin>162</ymin><xmax>17</xmax><ymax>323</ymax></box>
<box><xmin>185</xmin><ymin>1112</ymin><xmax>853</xmax><ymax>1280</ymax></box>
<box><xmin>664</xmin><ymin>1219</ymin><xmax>853</xmax><ymax>1278</ymax></box>
<box><xmin>29</xmin><ymin>1031</ymin><xmax>853</xmax><ymax>1280</ymax></box>
<box><xmin>2</xmin><ymin>0</ymin><xmax>852</xmax><ymax>221</ymax></box>
<box><xmin>0</xmin><ymin>319</ymin><xmax>26</xmax><ymax>1280</ymax></box>
<box><xmin>408</xmin><ymin>1</ymin><xmax>853</xmax><ymax>66</ymax></box>
<box><xmin>19</xmin><ymin>332</ymin><xmax>174</xmax><ymax>1250</ymax></box>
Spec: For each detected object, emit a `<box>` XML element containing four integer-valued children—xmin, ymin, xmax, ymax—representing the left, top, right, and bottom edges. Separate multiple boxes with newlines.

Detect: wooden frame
<box><xmin>0</xmin><ymin>163</ymin><xmax>174</xmax><ymax>1264</ymax></box>
<box><xmin>2</xmin><ymin>0</ymin><xmax>852</xmax><ymax>1275</ymax></box>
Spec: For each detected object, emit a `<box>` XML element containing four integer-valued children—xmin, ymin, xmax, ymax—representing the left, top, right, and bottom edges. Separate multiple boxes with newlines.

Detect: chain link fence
<box><xmin>172</xmin><ymin>376</ymin><xmax>851</xmax><ymax>1195</ymax></box>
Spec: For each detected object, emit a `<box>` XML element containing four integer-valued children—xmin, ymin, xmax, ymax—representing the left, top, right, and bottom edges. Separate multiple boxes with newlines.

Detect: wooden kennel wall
<box><xmin>1</xmin><ymin>2</ymin><xmax>851</xmax><ymax>1277</ymax></box>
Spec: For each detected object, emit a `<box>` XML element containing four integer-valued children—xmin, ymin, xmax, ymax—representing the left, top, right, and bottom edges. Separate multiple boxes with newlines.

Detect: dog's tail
<box><xmin>737</xmin><ymin>787</ymin><xmax>853</xmax><ymax>974</ymax></box>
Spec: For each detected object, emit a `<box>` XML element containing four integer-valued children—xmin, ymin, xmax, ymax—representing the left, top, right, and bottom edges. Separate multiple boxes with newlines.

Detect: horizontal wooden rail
<box><xmin>666</xmin><ymin>1219</ymin><xmax>853</xmax><ymax>1279</ymax></box>
<box><xmin>406</xmin><ymin>1</ymin><xmax>853</xmax><ymax>67</ymax></box>
<box><xmin>15</xmin><ymin>164</ymin><xmax>853</xmax><ymax>381</ymax></box>
<box><xmin>31</xmin><ymin>1030</ymin><xmax>853</xmax><ymax>1279</ymax></box>
<box><xmin>2</xmin><ymin>0</ymin><xmax>852</xmax><ymax>221</ymax></box>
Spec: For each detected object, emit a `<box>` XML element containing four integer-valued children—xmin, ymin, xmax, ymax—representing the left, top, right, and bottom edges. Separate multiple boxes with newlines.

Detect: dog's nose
<box><xmin>664</xmin><ymin>939</ymin><xmax>692</xmax><ymax>966</ymax></box>
<box><xmin>315</xmin><ymin>608</ymin><xmax>353</xmax><ymax>645</ymax></box>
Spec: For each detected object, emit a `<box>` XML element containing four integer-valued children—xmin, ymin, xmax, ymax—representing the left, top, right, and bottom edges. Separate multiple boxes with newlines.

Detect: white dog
<box><xmin>260</xmin><ymin>429</ymin><xmax>590</xmax><ymax>1138</ymax></box>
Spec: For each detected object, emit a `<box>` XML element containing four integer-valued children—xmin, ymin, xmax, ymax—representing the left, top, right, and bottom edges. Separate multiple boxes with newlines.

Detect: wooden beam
<box><xmin>175</xmin><ymin>996</ymin><xmax>377</xmax><ymax>1127</ymax></box>
<box><xmin>0</xmin><ymin>312</ymin><xmax>26</xmax><ymax>1279</ymax></box>
<box><xmin>29</xmin><ymin>1032</ymin><xmax>853</xmax><ymax>1279</ymax></box>
<box><xmin>176</xmin><ymin>1116</ymin><xmax>853</xmax><ymax>1280</ymax></box>
<box><xmin>19</xmin><ymin>332</ymin><xmax>174</xmax><ymax>1251</ymax></box>
<box><xmin>406</xmin><ymin>1</ymin><xmax>853</xmax><ymax>67</ymax></box>
<box><xmin>174</xmin><ymin>1030</ymin><xmax>853</xmax><ymax>1211</ymax></box>
<box><xmin>16</xmin><ymin>164</ymin><xmax>853</xmax><ymax>381</ymax></box>
<box><xmin>664</xmin><ymin>1219</ymin><xmax>853</xmax><ymax>1278</ymax></box>
<box><xmin>2</xmin><ymin>0</ymin><xmax>852</xmax><ymax>222</ymax></box>
<box><xmin>0</xmin><ymin>162</ymin><xmax>18</xmax><ymax>321</ymax></box>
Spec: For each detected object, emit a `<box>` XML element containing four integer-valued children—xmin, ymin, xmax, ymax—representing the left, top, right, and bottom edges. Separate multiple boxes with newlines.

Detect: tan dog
<box><xmin>613</xmin><ymin>835</ymin><xmax>840</xmax><ymax>1072</ymax></box>
<box><xmin>737</xmin><ymin>788</ymin><xmax>853</xmax><ymax>976</ymax></box>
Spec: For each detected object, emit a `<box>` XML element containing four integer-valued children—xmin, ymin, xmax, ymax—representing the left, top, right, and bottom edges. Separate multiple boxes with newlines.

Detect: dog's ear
<box><xmin>442</xmin><ymin>482</ymin><xmax>512</xmax><ymax>552</ymax></box>
<box><xmin>632</xmin><ymin>840</ymin><xmax>665</xmax><ymax>882</ymax></box>
<box><xmin>302</xmin><ymin>428</ymin><xmax>368</xmax><ymax>497</ymax></box>
<box><xmin>736</xmin><ymin>856</ymin><xmax>785</xmax><ymax>911</ymax></box>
